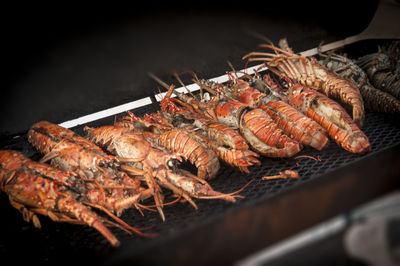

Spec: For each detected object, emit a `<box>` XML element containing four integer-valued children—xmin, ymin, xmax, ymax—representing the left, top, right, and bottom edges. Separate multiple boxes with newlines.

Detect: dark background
<box><xmin>2</xmin><ymin>2</ymin><xmax>399</xmax><ymax>266</ymax></box>
<box><xmin>1</xmin><ymin>1</ymin><xmax>379</xmax><ymax>138</ymax></box>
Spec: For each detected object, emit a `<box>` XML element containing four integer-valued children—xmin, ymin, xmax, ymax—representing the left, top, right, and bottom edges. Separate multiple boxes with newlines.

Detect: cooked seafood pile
<box><xmin>1</xmin><ymin>39</ymin><xmax>399</xmax><ymax>246</ymax></box>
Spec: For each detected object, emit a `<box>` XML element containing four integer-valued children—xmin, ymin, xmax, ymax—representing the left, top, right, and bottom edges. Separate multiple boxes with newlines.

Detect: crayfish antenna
<box><xmin>242</xmin><ymin>25</ymin><xmax>276</xmax><ymax>49</ymax></box>
<box><xmin>173</xmin><ymin>71</ymin><xmax>198</xmax><ymax>100</ymax></box>
<box><xmin>226</xmin><ymin>60</ymin><xmax>240</xmax><ymax>79</ymax></box>
<box><xmin>189</xmin><ymin>71</ymin><xmax>204</xmax><ymax>99</ymax></box>
<box><xmin>139</xmin><ymin>194</ymin><xmax>183</xmax><ymax>209</ymax></box>
<box><xmin>84</xmin><ymin>202</ymin><xmax>155</xmax><ymax>237</ymax></box>
<box><xmin>148</xmin><ymin>72</ymin><xmax>170</xmax><ymax>90</ymax></box>
<box><xmin>190</xmin><ymin>70</ymin><xmax>201</xmax><ymax>84</ymax></box>
<box><xmin>196</xmin><ymin>178</ymin><xmax>254</xmax><ymax>202</ymax></box>
<box><xmin>148</xmin><ymin>72</ymin><xmax>178</xmax><ymax>103</ymax></box>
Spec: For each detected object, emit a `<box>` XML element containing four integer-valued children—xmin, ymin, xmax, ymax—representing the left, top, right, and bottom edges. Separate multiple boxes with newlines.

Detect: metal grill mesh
<box><xmin>1</xmin><ymin>39</ymin><xmax>399</xmax><ymax>264</ymax></box>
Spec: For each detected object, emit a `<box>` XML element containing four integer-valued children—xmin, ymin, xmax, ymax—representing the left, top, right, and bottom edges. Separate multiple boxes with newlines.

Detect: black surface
<box><xmin>1</xmin><ymin>1</ymin><xmax>379</xmax><ymax>137</ymax></box>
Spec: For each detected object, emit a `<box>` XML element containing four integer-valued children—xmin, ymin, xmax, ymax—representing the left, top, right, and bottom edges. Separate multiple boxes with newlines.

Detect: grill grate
<box><xmin>0</xmin><ymin>39</ymin><xmax>399</xmax><ymax>265</ymax></box>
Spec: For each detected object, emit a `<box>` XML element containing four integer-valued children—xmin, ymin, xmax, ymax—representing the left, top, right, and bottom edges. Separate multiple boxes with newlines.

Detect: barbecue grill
<box><xmin>1</xmin><ymin>1</ymin><xmax>399</xmax><ymax>265</ymax></box>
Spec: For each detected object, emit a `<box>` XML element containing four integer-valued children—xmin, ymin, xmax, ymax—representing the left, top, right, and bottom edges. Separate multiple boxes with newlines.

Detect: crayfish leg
<box><xmin>9</xmin><ymin>199</ymin><xmax>42</xmax><ymax>228</ymax></box>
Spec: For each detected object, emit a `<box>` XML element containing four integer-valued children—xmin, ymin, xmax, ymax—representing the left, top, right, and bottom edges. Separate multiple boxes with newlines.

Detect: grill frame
<box><xmin>0</xmin><ymin>38</ymin><xmax>399</xmax><ymax>266</ymax></box>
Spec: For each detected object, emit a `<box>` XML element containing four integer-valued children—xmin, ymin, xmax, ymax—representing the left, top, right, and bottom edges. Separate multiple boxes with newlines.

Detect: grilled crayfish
<box><xmin>0</xmin><ymin>150</ymin><xmax>121</xmax><ymax>246</ymax></box>
<box><xmin>194</xmin><ymin>71</ymin><xmax>330</xmax><ymax>151</ymax></box>
<box><xmin>278</xmin><ymin>79</ymin><xmax>371</xmax><ymax>154</ymax></box>
<box><xmin>157</xmin><ymin>74</ymin><xmax>302</xmax><ymax>158</ymax></box>
<box><xmin>118</xmin><ymin>111</ymin><xmax>221</xmax><ymax>180</ymax></box>
<box><xmin>27</xmin><ymin>121</ymin><xmax>154</xmax><ymax>217</ymax></box>
<box><xmin>357</xmin><ymin>50</ymin><xmax>400</xmax><ymax>100</ymax></box>
<box><xmin>319</xmin><ymin>51</ymin><xmax>400</xmax><ymax>114</ymax></box>
<box><xmin>84</xmin><ymin>125</ymin><xmax>239</xmax><ymax>212</ymax></box>
<box><xmin>243</xmin><ymin>40</ymin><xmax>365</xmax><ymax>128</ymax></box>
<box><xmin>147</xmin><ymin>73</ymin><xmax>261</xmax><ymax>172</ymax></box>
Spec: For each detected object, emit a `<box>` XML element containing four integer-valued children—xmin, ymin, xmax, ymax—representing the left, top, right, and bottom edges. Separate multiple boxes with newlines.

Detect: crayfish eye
<box><xmin>167</xmin><ymin>159</ymin><xmax>175</xmax><ymax>169</ymax></box>
<box><xmin>167</xmin><ymin>158</ymin><xmax>182</xmax><ymax>173</ymax></box>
